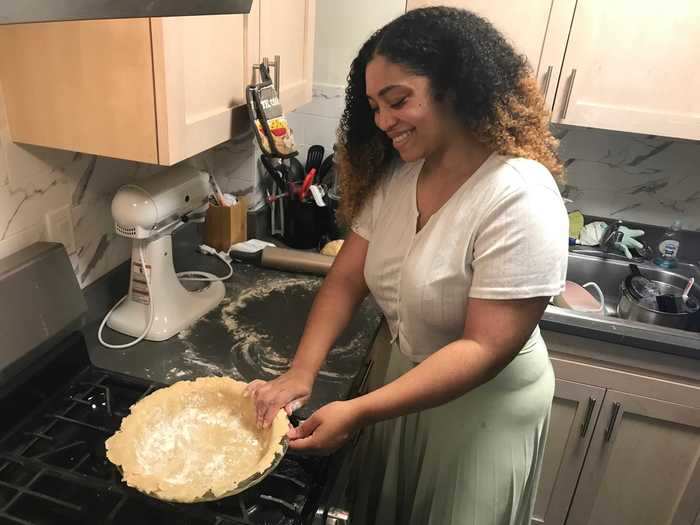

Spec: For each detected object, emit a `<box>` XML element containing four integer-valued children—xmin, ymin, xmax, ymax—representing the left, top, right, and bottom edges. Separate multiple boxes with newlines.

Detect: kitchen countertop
<box><xmin>84</xmin><ymin>231</ymin><xmax>382</xmax><ymax>419</ymax></box>
<box><xmin>541</xmin><ymin>306</ymin><xmax>700</xmax><ymax>360</ymax></box>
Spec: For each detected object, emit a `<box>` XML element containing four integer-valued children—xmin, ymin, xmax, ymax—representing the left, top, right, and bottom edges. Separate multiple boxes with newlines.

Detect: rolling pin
<box><xmin>230</xmin><ymin>245</ymin><xmax>333</xmax><ymax>276</ymax></box>
<box><xmin>260</xmin><ymin>247</ymin><xmax>333</xmax><ymax>275</ymax></box>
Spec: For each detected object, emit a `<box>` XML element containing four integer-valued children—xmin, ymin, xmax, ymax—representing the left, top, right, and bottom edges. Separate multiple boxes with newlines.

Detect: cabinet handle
<box><xmin>255</xmin><ymin>55</ymin><xmax>280</xmax><ymax>94</ymax></box>
<box><xmin>541</xmin><ymin>65</ymin><xmax>554</xmax><ymax>99</ymax></box>
<box><xmin>579</xmin><ymin>397</ymin><xmax>596</xmax><ymax>437</ymax></box>
<box><xmin>561</xmin><ymin>68</ymin><xmax>577</xmax><ymax>120</ymax></box>
<box><xmin>263</xmin><ymin>55</ymin><xmax>281</xmax><ymax>94</ymax></box>
<box><xmin>604</xmin><ymin>402</ymin><xmax>621</xmax><ymax>442</ymax></box>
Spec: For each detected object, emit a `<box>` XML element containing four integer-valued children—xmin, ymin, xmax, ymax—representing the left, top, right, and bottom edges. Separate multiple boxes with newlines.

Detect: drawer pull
<box><xmin>561</xmin><ymin>68</ymin><xmax>577</xmax><ymax>120</ymax></box>
<box><xmin>604</xmin><ymin>402</ymin><xmax>621</xmax><ymax>442</ymax></box>
<box><xmin>580</xmin><ymin>397</ymin><xmax>596</xmax><ymax>437</ymax></box>
<box><xmin>542</xmin><ymin>65</ymin><xmax>554</xmax><ymax>99</ymax></box>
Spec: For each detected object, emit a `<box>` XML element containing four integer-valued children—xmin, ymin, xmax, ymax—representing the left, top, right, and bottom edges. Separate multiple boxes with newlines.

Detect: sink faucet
<box><xmin>599</xmin><ymin>220</ymin><xmax>624</xmax><ymax>253</ymax></box>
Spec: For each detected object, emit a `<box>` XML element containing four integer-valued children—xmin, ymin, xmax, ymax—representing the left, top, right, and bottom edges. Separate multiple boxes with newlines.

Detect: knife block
<box><xmin>204</xmin><ymin>197</ymin><xmax>248</xmax><ymax>252</ymax></box>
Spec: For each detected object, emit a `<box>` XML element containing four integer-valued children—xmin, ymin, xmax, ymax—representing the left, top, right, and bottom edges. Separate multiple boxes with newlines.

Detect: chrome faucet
<box><xmin>599</xmin><ymin>220</ymin><xmax>624</xmax><ymax>253</ymax></box>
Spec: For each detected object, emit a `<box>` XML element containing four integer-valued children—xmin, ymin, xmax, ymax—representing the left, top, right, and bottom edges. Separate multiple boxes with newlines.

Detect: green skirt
<box><xmin>348</xmin><ymin>335</ymin><xmax>554</xmax><ymax>525</ymax></box>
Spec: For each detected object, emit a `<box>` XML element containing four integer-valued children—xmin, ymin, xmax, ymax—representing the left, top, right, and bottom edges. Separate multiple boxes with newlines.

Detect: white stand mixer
<box><xmin>101</xmin><ymin>165</ymin><xmax>226</xmax><ymax>346</ymax></box>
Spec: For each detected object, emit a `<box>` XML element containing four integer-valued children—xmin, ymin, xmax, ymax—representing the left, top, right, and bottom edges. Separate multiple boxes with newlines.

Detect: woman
<box><xmin>245</xmin><ymin>7</ymin><xmax>568</xmax><ymax>524</ymax></box>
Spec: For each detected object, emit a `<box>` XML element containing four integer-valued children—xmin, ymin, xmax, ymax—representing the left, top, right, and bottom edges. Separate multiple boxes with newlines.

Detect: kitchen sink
<box><xmin>565</xmin><ymin>251</ymin><xmax>700</xmax><ymax>322</ymax></box>
<box><xmin>548</xmin><ymin>249</ymin><xmax>700</xmax><ymax>335</ymax></box>
<box><xmin>542</xmin><ymin>250</ymin><xmax>700</xmax><ymax>358</ymax></box>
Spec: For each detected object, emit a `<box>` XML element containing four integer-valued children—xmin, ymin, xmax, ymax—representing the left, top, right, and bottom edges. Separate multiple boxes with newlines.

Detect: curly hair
<box><xmin>336</xmin><ymin>6</ymin><xmax>563</xmax><ymax>225</ymax></box>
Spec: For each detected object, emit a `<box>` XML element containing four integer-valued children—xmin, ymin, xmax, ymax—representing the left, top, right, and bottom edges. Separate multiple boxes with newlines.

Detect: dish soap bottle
<box><xmin>654</xmin><ymin>219</ymin><xmax>682</xmax><ymax>268</ymax></box>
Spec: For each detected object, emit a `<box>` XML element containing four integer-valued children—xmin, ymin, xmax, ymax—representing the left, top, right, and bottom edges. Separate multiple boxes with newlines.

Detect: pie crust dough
<box><xmin>105</xmin><ymin>377</ymin><xmax>288</xmax><ymax>503</ymax></box>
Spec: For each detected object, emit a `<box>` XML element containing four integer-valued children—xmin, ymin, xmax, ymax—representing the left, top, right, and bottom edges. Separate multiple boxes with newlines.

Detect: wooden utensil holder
<box><xmin>204</xmin><ymin>197</ymin><xmax>248</xmax><ymax>252</ymax></box>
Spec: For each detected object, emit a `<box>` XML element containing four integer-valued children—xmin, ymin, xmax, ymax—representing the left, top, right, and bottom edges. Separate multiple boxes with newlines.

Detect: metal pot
<box><xmin>617</xmin><ymin>265</ymin><xmax>699</xmax><ymax>329</ymax></box>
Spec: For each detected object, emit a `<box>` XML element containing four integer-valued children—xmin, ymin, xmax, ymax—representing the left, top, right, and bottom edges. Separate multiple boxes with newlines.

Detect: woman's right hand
<box><xmin>244</xmin><ymin>368</ymin><xmax>315</xmax><ymax>429</ymax></box>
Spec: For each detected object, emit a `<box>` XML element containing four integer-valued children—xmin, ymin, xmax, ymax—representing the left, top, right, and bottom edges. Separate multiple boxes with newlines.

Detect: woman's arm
<box><xmin>288</xmin><ymin>295</ymin><xmax>549</xmax><ymax>453</ymax></box>
<box><xmin>245</xmin><ymin>232</ymin><xmax>371</xmax><ymax>428</ymax></box>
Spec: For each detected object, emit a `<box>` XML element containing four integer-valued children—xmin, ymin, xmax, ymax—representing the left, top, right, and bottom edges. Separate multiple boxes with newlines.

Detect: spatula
<box><xmin>304</xmin><ymin>145</ymin><xmax>324</xmax><ymax>175</ymax></box>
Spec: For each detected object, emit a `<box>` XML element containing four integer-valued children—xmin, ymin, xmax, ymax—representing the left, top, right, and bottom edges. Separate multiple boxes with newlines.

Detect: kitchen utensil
<box><xmin>682</xmin><ymin>277</ymin><xmax>695</xmax><ymax>304</ymax></box>
<box><xmin>655</xmin><ymin>294</ymin><xmax>681</xmax><ymax>313</ymax></box>
<box><xmin>309</xmin><ymin>184</ymin><xmax>327</xmax><ymax>207</ymax></box>
<box><xmin>318</xmin><ymin>153</ymin><xmax>335</xmax><ymax>186</ymax></box>
<box><xmin>554</xmin><ymin>281</ymin><xmax>605</xmax><ymax>313</ymax></box>
<box><xmin>287</xmin><ymin>156</ymin><xmax>306</xmax><ymax>183</ymax></box>
<box><xmin>209</xmin><ymin>174</ymin><xmax>227</xmax><ymax>206</ymax></box>
<box><xmin>617</xmin><ymin>264</ymin><xmax>699</xmax><ymax>329</ymax></box>
<box><xmin>305</xmin><ymin>145</ymin><xmax>325</xmax><ymax>174</ymax></box>
<box><xmin>228</xmin><ymin>244</ymin><xmax>333</xmax><ymax>275</ymax></box>
<box><xmin>260</xmin><ymin>246</ymin><xmax>333</xmax><ymax>275</ymax></box>
<box><xmin>300</xmin><ymin>168</ymin><xmax>317</xmax><ymax>200</ymax></box>
<box><xmin>260</xmin><ymin>154</ymin><xmax>288</xmax><ymax>191</ymax></box>
<box><xmin>246</xmin><ymin>63</ymin><xmax>297</xmax><ymax>158</ymax></box>
<box><xmin>260</xmin><ymin>155</ymin><xmax>287</xmax><ymax>236</ymax></box>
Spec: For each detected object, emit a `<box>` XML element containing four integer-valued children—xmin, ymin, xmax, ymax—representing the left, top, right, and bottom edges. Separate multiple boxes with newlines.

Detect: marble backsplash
<box><xmin>2</xmin><ymin>80</ymin><xmax>699</xmax><ymax>290</ymax></box>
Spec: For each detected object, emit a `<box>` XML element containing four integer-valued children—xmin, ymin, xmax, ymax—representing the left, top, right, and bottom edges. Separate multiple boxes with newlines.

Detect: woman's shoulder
<box><xmin>467</xmin><ymin>154</ymin><xmax>566</xmax><ymax>222</ymax></box>
<box><xmin>488</xmin><ymin>155</ymin><xmax>560</xmax><ymax>195</ymax></box>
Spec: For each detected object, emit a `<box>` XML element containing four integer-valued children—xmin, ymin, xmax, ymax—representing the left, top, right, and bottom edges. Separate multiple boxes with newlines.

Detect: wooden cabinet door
<box><xmin>151</xmin><ymin>8</ymin><xmax>259</xmax><ymax>165</ymax></box>
<box><xmin>531</xmin><ymin>379</ymin><xmax>605</xmax><ymax>525</ymax></box>
<box><xmin>0</xmin><ymin>19</ymin><xmax>159</xmax><ymax>163</ymax></box>
<box><xmin>405</xmin><ymin>0</ymin><xmax>576</xmax><ymax>108</ymax></box>
<box><xmin>566</xmin><ymin>390</ymin><xmax>700</xmax><ymax>525</ymax></box>
<box><xmin>259</xmin><ymin>0</ymin><xmax>315</xmax><ymax>112</ymax></box>
<box><xmin>551</xmin><ymin>0</ymin><xmax>700</xmax><ymax>140</ymax></box>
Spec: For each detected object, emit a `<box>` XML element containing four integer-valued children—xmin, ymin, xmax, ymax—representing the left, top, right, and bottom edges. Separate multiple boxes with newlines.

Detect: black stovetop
<box><xmin>0</xmin><ymin>333</ymin><xmax>330</xmax><ymax>525</ymax></box>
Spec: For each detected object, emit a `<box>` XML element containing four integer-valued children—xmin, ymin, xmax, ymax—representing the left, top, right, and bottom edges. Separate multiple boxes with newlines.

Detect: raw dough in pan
<box><xmin>106</xmin><ymin>377</ymin><xmax>288</xmax><ymax>502</ymax></box>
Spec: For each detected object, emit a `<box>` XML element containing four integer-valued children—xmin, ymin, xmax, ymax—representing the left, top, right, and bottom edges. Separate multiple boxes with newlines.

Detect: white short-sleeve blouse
<box><xmin>352</xmin><ymin>153</ymin><xmax>568</xmax><ymax>362</ymax></box>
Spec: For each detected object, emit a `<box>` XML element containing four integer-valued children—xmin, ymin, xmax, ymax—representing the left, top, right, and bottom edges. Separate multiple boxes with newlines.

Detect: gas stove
<box><xmin>0</xmin><ymin>332</ymin><xmax>333</xmax><ymax>524</ymax></box>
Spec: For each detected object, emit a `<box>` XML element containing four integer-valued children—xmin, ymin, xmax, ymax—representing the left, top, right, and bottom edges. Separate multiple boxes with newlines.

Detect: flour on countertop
<box><xmin>166</xmin><ymin>272</ymin><xmax>370</xmax><ymax>383</ymax></box>
<box><xmin>220</xmin><ymin>275</ymin><xmax>318</xmax><ymax>343</ymax></box>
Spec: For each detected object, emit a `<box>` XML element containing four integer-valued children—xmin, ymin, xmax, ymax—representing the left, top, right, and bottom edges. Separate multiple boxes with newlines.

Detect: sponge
<box><xmin>568</xmin><ymin>211</ymin><xmax>585</xmax><ymax>239</ymax></box>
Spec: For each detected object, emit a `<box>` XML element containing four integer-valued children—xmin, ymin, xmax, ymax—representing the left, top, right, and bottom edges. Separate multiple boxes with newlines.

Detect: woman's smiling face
<box><xmin>365</xmin><ymin>54</ymin><xmax>451</xmax><ymax>162</ymax></box>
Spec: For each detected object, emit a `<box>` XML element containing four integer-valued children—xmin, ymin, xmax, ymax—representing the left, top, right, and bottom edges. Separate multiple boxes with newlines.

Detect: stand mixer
<box><xmin>99</xmin><ymin>165</ymin><xmax>227</xmax><ymax>348</ymax></box>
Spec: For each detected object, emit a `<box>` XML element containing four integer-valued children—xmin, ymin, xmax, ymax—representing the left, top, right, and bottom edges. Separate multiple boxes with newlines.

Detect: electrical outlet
<box><xmin>45</xmin><ymin>205</ymin><xmax>77</xmax><ymax>254</ymax></box>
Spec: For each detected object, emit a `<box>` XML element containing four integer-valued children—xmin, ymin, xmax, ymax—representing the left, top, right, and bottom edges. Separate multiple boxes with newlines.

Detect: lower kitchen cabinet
<box><xmin>532</xmin><ymin>380</ymin><xmax>605</xmax><ymax>525</ymax></box>
<box><xmin>536</xmin><ymin>332</ymin><xmax>700</xmax><ymax>525</ymax></box>
<box><xmin>566</xmin><ymin>391</ymin><xmax>700</xmax><ymax>525</ymax></box>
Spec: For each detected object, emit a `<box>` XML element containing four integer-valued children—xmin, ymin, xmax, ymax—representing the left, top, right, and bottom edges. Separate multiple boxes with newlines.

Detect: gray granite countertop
<box><xmin>84</xmin><ymin>230</ymin><xmax>381</xmax><ymax>419</ymax></box>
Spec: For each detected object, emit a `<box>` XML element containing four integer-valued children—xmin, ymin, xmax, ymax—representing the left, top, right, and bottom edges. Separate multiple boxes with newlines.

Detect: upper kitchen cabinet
<box><xmin>408</xmin><ymin>0</ymin><xmax>700</xmax><ymax>141</ymax></box>
<box><xmin>550</xmin><ymin>0</ymin><xmax>700</xmax><ymax>140</ymax></box>
<box><xmin>259</xmin><ymin>0</ymin><xmax>315</xmax><ymax>112</ymax></box>
<box><xmin>0</xmin><ymin>0</ymin><xmax>315</xmax><ymax>166</ymax></box>
<box><xmin>406</xmin><ymin>0</ymin><xmax>576</xmax><ymax>108</ymax></box>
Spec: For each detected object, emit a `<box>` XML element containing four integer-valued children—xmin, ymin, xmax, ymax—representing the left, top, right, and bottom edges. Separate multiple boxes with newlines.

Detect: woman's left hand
<box><xmin>287</xmin><ymin>401</ymin><xmax>364</xmax><ymax>455</ymax></box>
